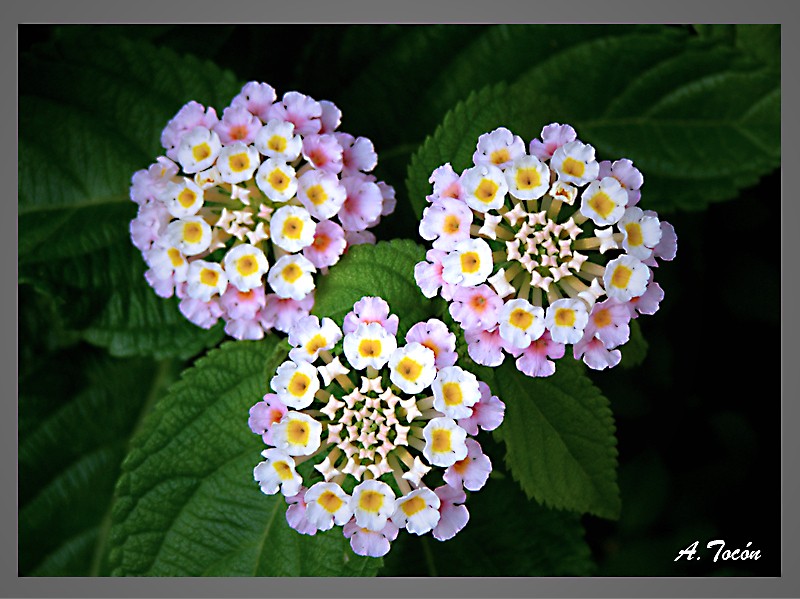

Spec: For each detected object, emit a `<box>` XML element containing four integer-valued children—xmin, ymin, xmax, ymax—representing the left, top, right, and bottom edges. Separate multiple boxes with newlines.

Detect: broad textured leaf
<box><xmin>19</xmin><ymin>33</ymin><xmax>240</xmax><ymax>358</ymax></box>
<box><xmin>19</xmin><ymin>348</ymin><xmax>178</xmax><ymax>575</ymax></box>
<box><xmin>492</xmin><ymin>359</ymin><xmax>621</xmax><ymax>519</ymax></box>
<box><xmin>312</xmin><ymin>239</ymin><xmax>438</xmax><ymax>335</ymax></box>
<box><xmin>381</xmin><ymin>471</ymin><xmax>594</xmax><ymax>576</ymax></box>
<box><xmin>107</xmin><ymin>339</ymin><xmax>380</xmax><ymax>576</ymax></box>
<box><xmin>407</xmin><ymin>29</ymin><xmax>780</xmax><ymax>216</ymax></box>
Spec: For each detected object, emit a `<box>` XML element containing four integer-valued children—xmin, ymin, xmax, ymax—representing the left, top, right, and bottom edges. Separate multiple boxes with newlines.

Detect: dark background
<box><xmin>19</xmin><ymin>24</ymin><xmax>781</xmax><ymax>576</ymax></box>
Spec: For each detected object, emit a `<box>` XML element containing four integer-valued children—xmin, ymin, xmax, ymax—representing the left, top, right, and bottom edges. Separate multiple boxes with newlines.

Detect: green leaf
<box><xmin>312</xmin><ymin>239</ymin><xmax>438</xmax><ymax>335</ymax></box>
<box><xmin>19</xmin><ymin>348</ymin><xmax>179</xmax><ymax>575</ymax></box>
<box><xmin>407</xmin><ymin>29</ymin><xmax>780</xmax><ymax>216</ymax></box>
<box><xmin>106</xmin><ymin>339</ymin><xmax>380</xmax><ymax>576</ymax></box>
<box><xmin>620</xmin><ymin>320</ymin><xmax>649</xmax><ymax>369</ymax></box>
<box><xmin>491</xmin><ymin>359</ymin><xmax>621</xmax><ymax>519</ymax></box>
<box><xmin>19</xmin><ymin>33</ymin><xmax>240</xmax><ymax>358</ymax></box>
<box><xmin>381</xmin><ymin>466</ymin><xmax>594</xmax><ymax>576</ymax></box>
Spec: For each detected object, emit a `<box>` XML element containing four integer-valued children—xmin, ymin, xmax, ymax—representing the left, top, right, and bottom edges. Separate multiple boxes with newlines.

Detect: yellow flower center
<box><xmin>228</xmin><ymin>152</ymin><xmax>251</xmax><ymax>173</ymax></box>
<box><xmin>192</xmin><ymin>142</ymin><xmax>211</xmax><ymax>162</ymax></box>
<box><xmin>306</xmin><ymin>184</ymin><xmax>328</xmax><ymax>206</ymax></box>
<box><xmin>273</xmin><ymin>460</ymin><xmax>294</xmax><ymax>480</ymax></box>
<box><xmin>167</xmin><ymin>248</ymin><xmax>184</xmax><ymax>267</ymax></box>
<box><xmin>358</xmin><ymin>339</ymin><xmax>381</xmax><ymax>358</ymax></box>
<box><xmin>589</xmin><ymin>191</ymin><xmax>615</xmax><ymax>219</ymax></box>
<box><xmin>318</xmin><ymin>490</ymin><xmax>343</xmax><ymax>513</ymax></box>
<box><xmin>444</xmin><ymin>215</ymin><xmax>461</xmax><ymax>234</ymax></box>
<box><xmin>282</xmin><ymin>216</ymin><xmax>304</xmax><ymax>240</ymax></box>
<box><xmin>305</xmin><ymin>334</ymin><xmax>327</xmax><ymax>355</ymax></box>
<box><xmin>460</xmin><ymin>252</ymin><xmax>480</xmax><ymax>274</ymax></box>
<box><xmin>594</xmin><ymin>308</ymin><xmax>612</xmax><ymax>328</ymax></box>
<box><xmin>183</xmin><ymin>222</ymin><xmax>203</xmax><ymax>244</ymax></box>
<box><xmin>611</xmin><ymin>265</ymin><xmax>633</xmax><ymax>288</ymax></box>
<box><xmin>177</xmin><ymin>187</ymin><xmax>197</xmax><ymax>208</ymax></box>
<box><xmin>281</xmin><ymin>263</ymin><xmax>302</xmax><ymax>283</ymax></box>
<box><xmin>490</xmin><ymin>148</ymin><xmax>510</xmax><ymax>165</ymax></box>
<box><xmin>432</xmin><ymin>429</ymin><xmax>452</xmax><ymax>453</ymax></box>
<box><xmin>268</xmin><ymin>135</ymin><xmax>287</xmax><ymax>153</ymax></box>
<box><xmin>475</xmin><ymin>178</ymin><xmax>499</xmax><ymax>203</ymax></box>
<box><xmin>555</xmin><ymin>308</ymin><xmax>576</xmax><ymax>327</ymax></box>
<box><xmin>358</xmin><ymin>490</ymin><xmax>384</xmax><ymax>513</ymax></box>
<box><xmin>510</xmin><ymin>308</ymin><xmax>533</xmax><ymax>329</ymax></box>
<box><xmin>625</xmin><ymin>223</ymin><xmax>643</xmax><ymax>246</ymax></box>
<box><xmin>442</xmin><ymin>382</ymin><xmax>463</xmax><ymax>406</ymax></box>
<box><xmin>562</xmin><ymin>156</ymin><xmax>585</xmax><ymax>178</ymax></box>
<box><xmin>199</xmin><ymin>268</ymin><xmax>219</xmax><ymax>287</ymax></box>
<box><xmin>401</xmin><ymin>495</ymin><xmax>427</xmax><ymax>517</ymax></box>
<box><xmin>515</xmin><ymin>167</ymin><xmax>541</xmax><ymax>190</ymax></box>
<box><xmin>269</xmin><ymin>168</ymin><xmax>290</xmax><ymax>191</ymax></box>
<box><xmin>286</xmin><ymin>418</ymin><xmax>310</xmax><ymax>445</ymax></box>
<box><xmin>288</xmin><ymin>373</ymin><xmax>310</xmax><ymax>397</ymax></box>
<box><xmin>397</xmin><ymin>357</ymin><xmax>423</xmax><ymax>381</ymax></box>
<box><xmin>236</xmin><ymin>255</ymin><xmax>259</xmax><ymax>276</ymax></box>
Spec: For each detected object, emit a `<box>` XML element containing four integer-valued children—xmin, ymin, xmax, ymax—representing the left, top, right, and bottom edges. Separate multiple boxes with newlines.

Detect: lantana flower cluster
<box><xmin>129</xmin><ymin>82</ymin><xmax>395</xmax><ymax>340</ymax></box>
<box><xmin>415</xmin><ymin>124</ymin><xmax>677</xmax><ymax>377</ymax></box>
<box><xmin>248</xmin><ymin>297</ymin><xmax>505</xmax><ymax>557</ymax></box>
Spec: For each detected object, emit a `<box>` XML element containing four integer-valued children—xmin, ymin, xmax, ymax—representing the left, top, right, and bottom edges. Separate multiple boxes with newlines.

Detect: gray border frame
<box><xmin>13</xmin><ymin>0</ymin><xmax>795</xmax><ymax>597</ymax></box>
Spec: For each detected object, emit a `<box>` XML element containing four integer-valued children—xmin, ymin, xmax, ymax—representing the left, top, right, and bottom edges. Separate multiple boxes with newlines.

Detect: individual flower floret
<box><xmin>441</xmin><ymin>238</ymin><xmax>494</xmax><ymax>287</ymax></box>
<box><xmin>270</xmin><ymin>205</ymin><xmax>317</xmax><ymax>253</ymax></box>
<box><xmin>617</xmin><ymin>207</ymin><xmax>662</xmax><ymax>260</ymax></box>
<box><xmin>388</xmin><ymin>342</ymin><xmax>437</xmax><ymax>395</ymax></box>
<box><xmin>249</xmin><ymin>297</ymin><xmax>502</xmax><ymax>557</ymax></box>
<box><xmin>343</xmin><ymin>296</ymin><xmax>400</xmax><ymax>336</ymax></box>
<box><xmin>271</xmin><ymin>411</ymin><xmax>323</xmax><ymax>456</ymax></box>
<box><xmin>129</xmin><ymin>81</ymin><xmax>395</xmax><ymax>340</ymax></box>
<box><xmin>177</xmin><ymin>126</ymin><xmax>222</xmax><ymax>173</ymax></box>
<box><xmin>422</xmin><ymin>417</ymin><xmax>468</xmax><ymax>467</ymax></box>
<box><xmin>185</xmin><ymin>260</ymin><xmax>228</xmax><ymax>302</ymax></box>
<box><xmin>415</xmin><ymin>123</ymin><xmax>676</xmax><ymax>376</ymax></box>
<box><xmin>544</xmin><ymin>298</ymin><xmax>589</xmax><ymax>345</ymax></box>
<box><xmin>164</xmin><ymin>177</ymin><xmax>204</xmax><ymax>218</ymax></box>
<box><xmin>505</xmin><ymin>155</ymin><xmax>551</xmax><ymax>200</ymax></box>
<box><xmin>391</xmin><ymin>488</ymin><xmax>441</xmax><ymax>535</ymax></box>
<box><xmin>165</xmin><ymin>216</ymin><xmax>212</xmax><ymax>256</ymax></box>
<box><xmin>254</xmin><ymin>448</ymin><xmax>303</xmax><ymax>496</ymax></box>
<box><xmin>297</xmin><ymin>170</ymin><xmax>348</xmax><ymax>220</ymax></box>
<box><xmin>254</xmin><ymin>119</ymin><xmax>303</xmax><ymax>161</ymax></box>
<box><xmin>580</xmin><ymin>177</ymin><xmax>628</xmax><ymax>226</ymax></box>
<box><xmin>498</xmin><ymin>298</ymin><xmax>546</xmax><ymax>349</ymax></box>
<box><xmin>268</xmin><ymin>254</ymin><xmax>316</xmax><ymax>300</ymax></box>
<box><xmin>461</xmin><ymin>164</ymin><xmax>508</xmax><ymax>212</ymax></box>
<box><xmin>303</xmin><ymin>482</ymin><xmax>353</xmax><ymax>531</ymax></box>
<box><xmin>271</xmin><ymin>360</ymin><xmax>320</xmax><ymax>409</ymax></box>
<box><xmin>431</xmin><ymin>366</ymin><xmax>481</xmax><ymax>419</ymax></box>
<box><xmin>351</xmin><ymin>479</ymin><xmax>397</xmax><ymax>532</ymax></box>
<box><xmin>288</xmin><ymin>315</ymin><xmax>343</xmax><ymax>363</ymax></box>
<box><xmin>405</xmin><ymin>319</ymin><xmax>458</xmax><ymax>369</ymax></box>
<box><xmin>603</xmin><ymin>255</ymin><xmax>650</xmax><ymax>302</ymax></box>
<box><xmin>443</xmin><ymin>438</ymin><xmax>492</xmax><ymax>492</ymax></box>
<box><xmin>473</xmin><ymin>126</ymin><xmax>526</xmax><ymax>168</ymax></box>
<box><xmin>419</xmin><ymin>197</ymin><xmax>473</xmax><ymax>251</ymax></box>
<box><xmin>550</xmin><ymin>140</ymin><xmax>599</xmax><ymax>186</ymax></box>
<box><xmin>223</xmin><ymin>243</ymin><xmax>270</xmax><ymax>292</ymax></box>
<box><xmin>343</xmin><ymin>322</ymin><xmax>398</xmax><ymax>371</ymax></box>
<box><xmin>254</xmin><ymin>159</ymin><xmax>298</xmax><ymax>203</ymax></box>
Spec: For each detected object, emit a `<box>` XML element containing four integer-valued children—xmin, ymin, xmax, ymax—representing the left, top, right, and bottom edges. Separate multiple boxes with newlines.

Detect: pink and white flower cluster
<box><xmin>248</xmin><ymin>297</ymin><xmax>505</xmax><ymax>557</ymax></box>
<box><xmin>129</xmin><ymin>82</ymin><xmax>396</xmax><ymax>340</ymax></box>
<box><xmin>415</xmin><ymin>124</ymin><xmax>676</xmax><ymax>377</ymax></box>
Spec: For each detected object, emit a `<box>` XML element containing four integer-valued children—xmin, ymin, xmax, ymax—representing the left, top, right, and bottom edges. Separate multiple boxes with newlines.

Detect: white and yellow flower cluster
<box><xmin>249</xmin><ymin>297</ymin><xmax>505</xmax><ymax>557</ymax></box>
<box><xmin>415</xmin><ymin>125</ymin><xmax>677</xmax><ymax>376</ymax></box>
<box><xmin>129</xmin><ymin>82</ymin><xmax>395</xmax><ymax>341</ymax></box>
